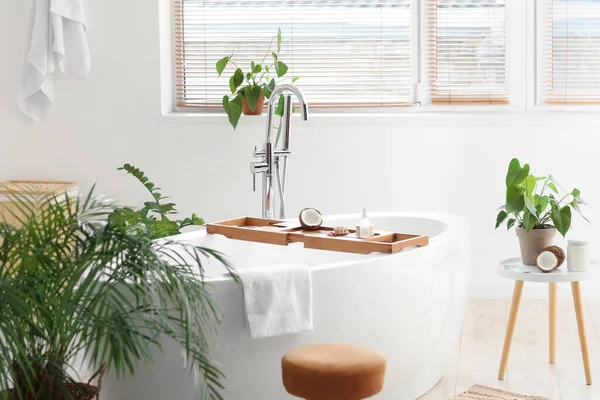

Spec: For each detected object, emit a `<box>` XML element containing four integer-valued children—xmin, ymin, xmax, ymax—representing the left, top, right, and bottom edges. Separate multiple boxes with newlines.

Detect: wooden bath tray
<box><xmin>206</xmin><ymin>217</ymin><xmax>429</xmax><ymax>254</ymax></box>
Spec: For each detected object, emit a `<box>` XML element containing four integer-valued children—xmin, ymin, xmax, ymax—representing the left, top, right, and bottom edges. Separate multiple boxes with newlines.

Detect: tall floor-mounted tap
<box><xmin>249</xmin><ymin>84</ymin><xmax>309</xmax><ymax>219</ymax></box>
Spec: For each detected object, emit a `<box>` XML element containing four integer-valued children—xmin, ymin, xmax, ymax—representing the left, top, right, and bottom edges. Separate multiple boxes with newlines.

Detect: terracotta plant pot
<box><xmin>516</xmin><ymin>227</ymin><xmax>556</xmax><ymax>265</ymax></box>
<box><xmin>242</xmin><ymin>93</ymin><xmax>265</xmax><ymax>115</ymax></box>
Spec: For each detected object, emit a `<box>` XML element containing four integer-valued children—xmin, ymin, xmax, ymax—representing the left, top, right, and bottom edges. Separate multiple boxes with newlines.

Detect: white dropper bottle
<box><xmin>359</xmin><ymin>208</ymin><xmax>372</xmax><ymax>239</ymax></box>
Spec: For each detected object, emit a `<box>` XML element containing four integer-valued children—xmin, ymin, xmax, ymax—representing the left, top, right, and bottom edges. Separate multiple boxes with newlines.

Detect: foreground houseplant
<box><xmin>495</xmin><ymin>158</ymin><xmax>587</xmax><ymax>264</ymax></box>
<box><xmin>108</xmin><ymin>164</ymin><xmax>204</xmax><ymax>239</ymax></box>
<box><xmin>0</xmin><ymin>188</ymin><xmax>233</xmax><ymax>399</ymax></box>
<box><xmin>216</xmin><ymin>28</ymin><xmax>298</xmax><ymax>129</ymax></box>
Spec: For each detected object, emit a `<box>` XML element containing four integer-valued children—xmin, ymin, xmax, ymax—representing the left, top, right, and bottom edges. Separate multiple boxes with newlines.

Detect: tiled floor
<box><xmin>418</xmin><ymin>299</ymin><xmax>600</xmax><ymax>400</ymax></box>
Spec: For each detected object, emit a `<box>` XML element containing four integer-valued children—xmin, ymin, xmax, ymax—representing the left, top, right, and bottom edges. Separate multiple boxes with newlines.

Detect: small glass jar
<box><xmin>567</xmin><ymin>240</ymin><xmax>590</xmax><ymax>272</ymax></box>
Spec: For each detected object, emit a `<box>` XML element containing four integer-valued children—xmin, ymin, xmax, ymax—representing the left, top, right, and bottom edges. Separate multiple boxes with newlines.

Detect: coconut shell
<box><xmin>298</xmin><ymin>208</ymin><xmax>323</xmax><ymax>231</ymax></box>
<box><xmin>536</xmin><ymin>245</ymin><xmax>566</xmax><ymax>273</ymax></box>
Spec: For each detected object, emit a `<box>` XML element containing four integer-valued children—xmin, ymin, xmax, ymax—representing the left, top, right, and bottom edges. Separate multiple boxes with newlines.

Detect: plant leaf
<box><xmin>275</xmin><ymin>61</ymin><xmax>288</xmax><ymax>78</ymax></box>
<box><xmin>523</xmin><ymin>212</ymin><xmax>537</xmax><ymax>232</ymax></box>
<box><xmin>506</xmin><ymin>184</ymin><xmax>525</xmax><ymax>214</ymax></box>
<box><xmin>229</xmin><ymin>68</ymin><xmax>244</xmax><ymax>93</ymax></box>
<box><xmin>524</xmin><ymin>194</ymin><xmax>537</xmax><ymax>217</ymax></box>
<box><xmin>495</xmin><ymin>211</ymin><xmax>508</xmax><ymax>229</ymax></box>
<box><xmin>524</xmin><ymin>175</ymin><xmax>536</xmax><ymax>196</ymax></box>
<box><xmin>292</xmin><ymin>76</ymin><xmax>300</xmax><ymax>83</ymax></box>
<box><xmin>507</xmin><ymin>218</ymin><xmax>516</xmax><ymax>231</ymax></box>
<box><xmin>223</xmin><ymin>95</ymin><xmax>243</xmax><ymax>129</ymax></box>
<box><xmin>571</xmin><ymin>201</ymin><xmax>591</xmax><ymax>223</ymax></box>
<box><xmin>536</xmin><ymin>195</ymin><xmax>549</xmax><ymax>215</ymax></box>
<box><xmin>551</xmin><ymin>206</ymin><xmax>572</xmax><ymax>237</ymax></box>
<box><xmin>277</xmin><ymin>28</ymin><xmax>282</xmax><ymax>53</ymax></box>
<box><xmin>505</xmin><ymin>158</ymin><xmax>530</xmax><ymax>187</ymax></box>
<box><xmin>245</xmin><ymin>85</ymin><xmax>262</xmax><ymax>112</ymax></box>
<box><xmin>274</xmin><ymin>94</ymin><xmax>285</xmax><ymax>117</ymax></box>
<box><xmin>548</xmin><ymin>182</ymin><xmax>559</xmax><ymax>194</ymax></box>
<box><xmin>262</xmin><ymin>86</ymin><xmax>272</xmax><ymax>100</ymax></box>
<box><xmin>216</xmin><ymin>55</ymin><xmax>231</xmax><ymax>76</ymax></box>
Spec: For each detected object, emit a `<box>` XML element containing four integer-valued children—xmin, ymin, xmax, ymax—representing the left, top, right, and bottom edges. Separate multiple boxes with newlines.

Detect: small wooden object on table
<box><xmin>206</xmin><ymin>217</ymin><xmax>429</xmax><ymax>255</ymax></box>
<box><xmin>0</xmin><ymin>180</ymin><xmax>78</xmax><ymax>228</ymax></box>
<box><xmin>497</xmin><ymin>258</ymin><xmax>598</xmax><ymax>385</ymax></box>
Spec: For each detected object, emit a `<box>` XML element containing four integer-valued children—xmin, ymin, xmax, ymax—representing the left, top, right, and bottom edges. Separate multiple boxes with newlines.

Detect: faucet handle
<box><xmin>250</xmin><ymin>160</ymin><xmax>269</xmax><ymax>174</ymax></box>
<box><xmin>250</xmin><ymin>159</ymin><xmax>269</xmax><ymax>192</ymax></box>
<box><xmin>253</xmin><ymin>145</ymin><xmax>265</xmax><ymax>158</ymax></box>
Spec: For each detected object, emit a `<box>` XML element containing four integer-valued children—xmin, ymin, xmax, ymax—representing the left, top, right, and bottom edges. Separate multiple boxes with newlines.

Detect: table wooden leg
<box><xmin>572</xmin><ymin>281</ymin><xmax>592</xmax><ymax>385</ymax></box>
<box><xmin>549</xmin><ymin>282</ymin><xmax>557</xmax><ymax>364</ymax></box>
<box><xmin>498</xmin><ymin>280</ymin><xmax>524</xmax><ymax>380</ymax></box>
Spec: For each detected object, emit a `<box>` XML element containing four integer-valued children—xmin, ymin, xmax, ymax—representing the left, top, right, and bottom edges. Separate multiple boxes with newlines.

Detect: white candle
<box><xmin>567</xmin><ymin>240</ymin><xmax>590</xmax><ymax>272</ymax></box>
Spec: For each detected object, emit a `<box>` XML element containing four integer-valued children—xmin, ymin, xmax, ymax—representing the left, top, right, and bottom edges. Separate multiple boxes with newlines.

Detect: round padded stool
<box><xmin>281</xmin><ymin>344</ymin><xmax>387</xmax><ymax>400</ymax></box>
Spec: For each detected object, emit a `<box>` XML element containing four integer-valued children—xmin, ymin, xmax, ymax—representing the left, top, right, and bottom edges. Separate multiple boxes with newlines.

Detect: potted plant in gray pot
<box><xmin>495</xmin><ymin>158</ymin><xmax>588</xmax><ymax>265</ymax></box>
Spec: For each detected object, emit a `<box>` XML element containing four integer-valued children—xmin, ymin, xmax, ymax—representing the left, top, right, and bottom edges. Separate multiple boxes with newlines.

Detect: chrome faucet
<box><xmin>249</xmin><ymin>84</ymin><xmax>309</xmax><ymax>219</ymax></box>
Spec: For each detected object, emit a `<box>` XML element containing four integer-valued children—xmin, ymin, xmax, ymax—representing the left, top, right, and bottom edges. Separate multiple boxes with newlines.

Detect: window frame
<box><xmin>533</xmin><ymin>0</ymin><xmax>600</xmax><ymax>112</ymax></box>
<box><xmin>159</xmin><ymin>0</ymin><xmax>600</xmax><ymax>120</ymax></box>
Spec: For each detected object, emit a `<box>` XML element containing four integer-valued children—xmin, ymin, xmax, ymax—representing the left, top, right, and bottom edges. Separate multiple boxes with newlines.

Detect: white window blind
<box><xmin>543</xmin><ymin>0</ymin><xmax>600</xmax><ymax>104</ymax></box>
<box><xmin>174</xmin><ymin>0</ymin><xmax>413</xmax><ymax>109</ymax></box>
<box><xmin>428</xmin><ymin>0</ymin><xmax>509</xmax><ymax>105</ymax></box>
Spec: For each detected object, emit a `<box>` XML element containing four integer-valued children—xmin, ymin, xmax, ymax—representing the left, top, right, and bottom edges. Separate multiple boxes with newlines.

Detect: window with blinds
<box><xmin>428</xmin><ymin>0</ymin><xmax>509</xmax><ymax>105</ymax></box>
<box><xmin>544</xmin><ymin>0</ymin><xmax>600</xmax><ymax>104</ymax></box>
<box><xmin>174</xmin><ymin>0</ymin><xmax>413</xmax><ymax>110</ymax></box>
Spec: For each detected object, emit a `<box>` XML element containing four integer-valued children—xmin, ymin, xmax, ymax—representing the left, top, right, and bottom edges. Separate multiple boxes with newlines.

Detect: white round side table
<box><xmin>497</xmin><ymin>258</ymin><xmax>598</xmax><ymax>385</ymax></box>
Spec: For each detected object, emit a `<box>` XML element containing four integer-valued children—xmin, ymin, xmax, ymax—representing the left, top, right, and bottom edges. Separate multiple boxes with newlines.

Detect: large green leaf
<box><xmin>216</xmin><ymin>55</ymin><xmax>231</xmax><ymax>76</ymax></box>
<box><xmin>495</xmin><ymin>210</ymin><xmax>508</xmax><ymax>229</ymax></box>
<box><xmin>505</xmin><ymin>158</ymin><xmax>530</xmax><ymax>187</ymax></box>
<box><xmin>551</xmin><ymin>206</ymin><xmax>572</xmax><ymax>237</ymax></box>
<box><xmin>506</xmin><ymin>184</ymin><xmax>525</xmax><ymax>214</ymax></box>
<box><xmin>223</xmin><ymin>95</ymin><xmax>243</xmax><ymax>129</ymax></box>
<box><xmin>245</xmin><ymin>85</ymin><xmax>263</xmax><ymax>112</ymax></box>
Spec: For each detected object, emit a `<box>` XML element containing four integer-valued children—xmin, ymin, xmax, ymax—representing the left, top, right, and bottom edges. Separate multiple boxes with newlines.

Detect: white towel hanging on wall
<box><xmin>19</xmin><ymin>0</ymin><xmax>91</xmax><ymax>122</ymax></box>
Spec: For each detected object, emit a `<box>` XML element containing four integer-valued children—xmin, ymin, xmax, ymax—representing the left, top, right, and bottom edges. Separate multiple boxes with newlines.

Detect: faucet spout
<box><xmin>265</xmin><ymin>84</ymin><xmax>309</xmax><ymax>144</ymax></box>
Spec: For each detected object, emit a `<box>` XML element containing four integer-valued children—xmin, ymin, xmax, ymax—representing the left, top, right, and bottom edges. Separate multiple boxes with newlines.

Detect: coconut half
<box><xmin>536</xmin><ymin>245</ymin><xmax>566</xmax><ymax>273</ymax></box>
<box><xmin>299</xmin><ymin>208</ymin><xmax>323</xmax><ymax>231</ymax></box>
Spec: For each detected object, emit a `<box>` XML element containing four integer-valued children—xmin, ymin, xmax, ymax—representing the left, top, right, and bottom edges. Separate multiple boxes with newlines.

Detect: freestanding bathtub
<box><xmin>101</xmin><ymin>212</ymin><xmax>469</xmax><ymax>400</ymax></box>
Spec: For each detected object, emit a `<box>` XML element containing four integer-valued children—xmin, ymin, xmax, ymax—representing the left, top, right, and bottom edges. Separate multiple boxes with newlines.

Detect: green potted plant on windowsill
<box><xmin>0</xmin><ymin>185</ymin><xmax>234</xmax><ymax>399</ymax></box>
<box><xmin>495</xmin><ymin>158</ymin><xmax>588</xmax><ymax>265</ymax></box>
<box><xmin>216</xmin><ymin>28</ymin><xmax>298</xmax><ymax>130</ymax></box>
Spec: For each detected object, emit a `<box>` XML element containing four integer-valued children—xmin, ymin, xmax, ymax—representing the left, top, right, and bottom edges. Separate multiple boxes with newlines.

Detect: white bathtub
<box><xmin>102</xmin><ymin>212</ymin><xmax>470</xmax><ymax>400</ymax></box>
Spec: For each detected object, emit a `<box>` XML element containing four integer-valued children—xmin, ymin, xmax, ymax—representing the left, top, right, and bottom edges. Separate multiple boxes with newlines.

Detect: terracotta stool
<box><xmin>282</xmin><ymin>344</ymin><xmax>387</xmax><ymax>400</ymax></box>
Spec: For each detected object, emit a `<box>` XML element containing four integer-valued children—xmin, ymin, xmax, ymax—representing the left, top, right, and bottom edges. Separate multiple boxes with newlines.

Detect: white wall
<box><xmin>2</xmin><ymin>0</ymin><xmax>600</xmax><ymax>298</ymax></box>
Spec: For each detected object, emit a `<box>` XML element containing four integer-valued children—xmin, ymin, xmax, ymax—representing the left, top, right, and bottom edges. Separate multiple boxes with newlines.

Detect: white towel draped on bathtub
<box><xmin>237</xmin><ymin>264</ymin><xmax>313</xmax><ymax>339</ymax></box>
<box><xmin>19</xmin><ymin>0</ymin><xmax>91</xmax><ymax>122</ymax></box>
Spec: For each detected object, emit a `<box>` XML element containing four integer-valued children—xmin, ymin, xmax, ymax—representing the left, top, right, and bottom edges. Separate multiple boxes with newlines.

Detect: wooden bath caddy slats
<box><xmin>206</xmin><ymin>217</ymin><xmax>429</xmax><ymax>255</ymax></box>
